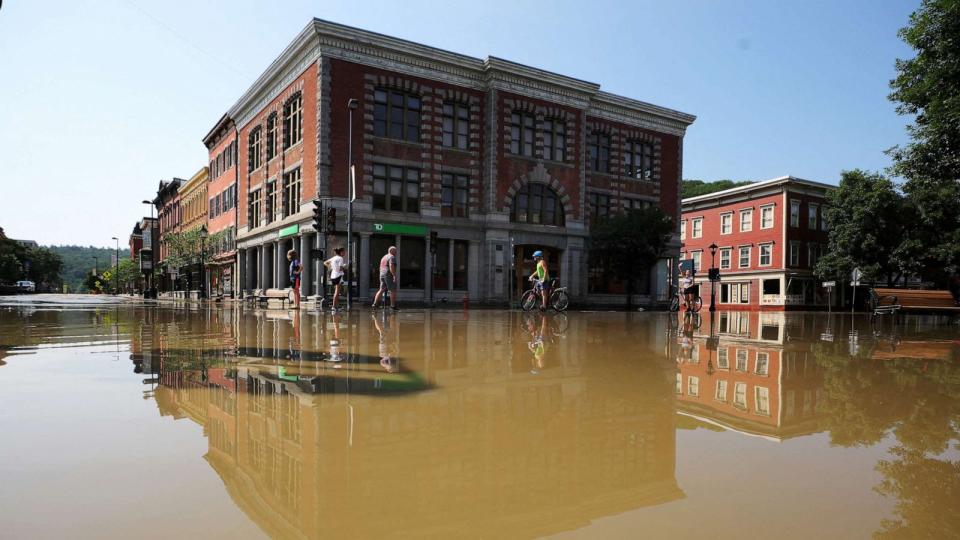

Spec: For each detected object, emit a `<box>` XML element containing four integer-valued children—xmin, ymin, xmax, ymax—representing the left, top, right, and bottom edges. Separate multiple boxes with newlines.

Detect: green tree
<box><xmin>681</xmin><ymin>179</ymin><xmax>753</xmax><ymax>198</ymax></box>
<box><xmin>888</xmin><ymin>0</ymin><xmax>960</xmax><ymax>285</ymax></box>
<box><xmin>0</xmin><ymin>252</ymin><xmax>23</xmax><ymax>283</ymax></box>
<box><xmin>815</xmin><ymin>169</ymin><xmax>906</xmax><ymax>285</ymax></box>
<box><xmin>588</xmin><ymin>207</ymin><xmax>674</xmax><ymax>308</ymax></box>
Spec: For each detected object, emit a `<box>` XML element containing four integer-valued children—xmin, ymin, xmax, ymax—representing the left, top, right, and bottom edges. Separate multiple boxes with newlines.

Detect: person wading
<box><xmin>372</xmin><ymin>246</ymin><xmax>399</xmax><ymax>311</ymax></box>
<box><xmin>287</xmin><ymin>249</ymin><xmax>303</xmax><ymax>308</ymax></box>
<box><xmin>324</xmin><ymin>247</ymin><xmax>347</xmax><ymax>311</ymax></box>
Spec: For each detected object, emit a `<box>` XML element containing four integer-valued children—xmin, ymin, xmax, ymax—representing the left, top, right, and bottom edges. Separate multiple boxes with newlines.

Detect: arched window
<box><xmin>512</xmin><ymin>183</ymin><xmax>564</xmax><ymax>226</ymax></box>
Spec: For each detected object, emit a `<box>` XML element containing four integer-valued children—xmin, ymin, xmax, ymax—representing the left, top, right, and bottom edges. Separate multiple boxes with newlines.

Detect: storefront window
<box><xmin>399</xmin><ymin>237</ymin><xmax>425</xmax><ymax>289</ymax></box>
<box><xmin>434</xmin><ymin>239</ymin><xmax>450</xmax><ymax>290</ymax></box>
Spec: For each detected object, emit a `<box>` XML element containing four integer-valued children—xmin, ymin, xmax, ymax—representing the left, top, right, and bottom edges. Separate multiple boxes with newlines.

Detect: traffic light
<box><xmin>326</xmin><ymin>207</ymin><xmax>337</xmax><ymax>234</ymax></box>
<box><xmin>429</xmin><ymin>231</ymin><xmax>438</xmax><ymax>254</ymax></box>
<box><xmin>312</xmin><ymin>199</ymin><xmax>323</xmax><ymax>232</ymax></box>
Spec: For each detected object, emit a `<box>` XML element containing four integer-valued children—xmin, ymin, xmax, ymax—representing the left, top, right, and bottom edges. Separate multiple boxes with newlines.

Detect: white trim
<box><xmin>759</xmin><ymin>204</ymin><xmax>775</xmax><ymax>230</ymax></box>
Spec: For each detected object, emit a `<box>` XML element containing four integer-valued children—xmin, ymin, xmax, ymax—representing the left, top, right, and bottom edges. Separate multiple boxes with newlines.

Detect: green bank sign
<box><xmin>278</xmin><ymin>224</ymin><xmax>299</xmax><ymax>238</ymax></box>
<box><xmin>373</xmin><ymin>223</ymin><xmax>427</xmax><ymax>236</ymax></box>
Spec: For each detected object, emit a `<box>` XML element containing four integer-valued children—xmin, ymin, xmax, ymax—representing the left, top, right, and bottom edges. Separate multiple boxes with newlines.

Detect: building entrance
<box><xmin>513</xmin><ymin>246</ymin><xmax>561</xmax><ymax>298</ymax></box>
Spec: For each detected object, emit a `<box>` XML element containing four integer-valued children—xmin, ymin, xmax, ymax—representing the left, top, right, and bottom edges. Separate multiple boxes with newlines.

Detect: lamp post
<box><xmin>111</xmin><ymin>237</ymin><xmax>119</xmax><ymax>294</ymax></box>
<box><xmin>199</xmin><ymin>225</ymin><xmax>208</xmax><ymax>300</ymax></box>
<box><xmin>346</xmin><ymin>98</ymin><xmax>359</xmax><ymax>310</ymax></box>
<box><xmin>142</xmin><ymin>200</ymin><xmax>155</xmax><ymax>298</ymax></box>
<box><xmin>708</xmin><ymin>242</ymin><xmax>718</xmax><ymax>312</ymax></box>
<box><xmin>93</xmin><ymin>256</ymin><xmax>99</xmax><ymax>277</ymax></box>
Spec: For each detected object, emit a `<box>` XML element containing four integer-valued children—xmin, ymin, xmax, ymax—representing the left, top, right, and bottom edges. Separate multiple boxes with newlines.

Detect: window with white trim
<box><xmin>755</xmin><ymin>353</ymin><xmax>769</xmax><ymax>375</ymax></box>
<box><xmin>715</xmin><ymin>380</ymin><xmax>728</xmax><ymax>402</ymax></box>
<box><xmin>789</xmin><ymin>242</ymin><xmax>800</xmax><ymax>266</ymax></box>
<box><xmin>740</xmin><ymin>209</ymin><xmax>753</xmax><ymax>232</ymax></box>
<box><xmin>717</xmin><ymin>348</ymin><xmax>729</xmax><ymax>369</ymax></box>
<box><xmin>692</xmin><ymin>251</ymin><xmax>702</xmax><ymax>272</ymax></box>
<box><xmin>736</xmin><ymin>350</ymin><xmax>748</xmax><ymax>372</ymax></box>
<box><xmin>687</xmin><ymin>376</ymin><xmax>699</xmax><ymax>397</ymax></box>
<box><xmin>808</xmin><ymin>242</ymin><xmax>819</xmax><ymax>267</ymax></box>
<box><xmin>738</xmin><ymin>246</ymin><xmax>751</xmax><ymax>268</ymax></box>
<box><xmin>760</xmin><ymin>205</ymin><xmax>774</xmax><ymax>229</ymax></box>
<box><xmin>692</xmin><ymin>218</ymin><xmax>703</xmax><ymax>238</ymax></box>
<box><xmin>720</xmin><ymin>213</ymin><xmax>732</xmax><ymax>235</ymax></box>
<box><xmin>759</xmin><ymin>243</ymin><xmax>773</xmax><ymax>266</ymax></box>
<box><xmin>755</xmin><ymin>386</ymin><xmax>770</xmax><ymax>416</ymax></box>
<box><xmin>790</xmin><ymin>200</ymin><xmax>800</xmax><ymax>227</ymax></box>
<box><xmin>720</xmin><ymin>248</ymin><xmax>731</xmax><ymax>270</ymax></box>
<box><xmin>808</xmin><ymin>203</ymin><xmax>819</xmax><ymax>230</ymax></box>
<box><xmin>734</xmin><ymin>382</ymin><xmax>748</xmax><ymax>409</ymax></box>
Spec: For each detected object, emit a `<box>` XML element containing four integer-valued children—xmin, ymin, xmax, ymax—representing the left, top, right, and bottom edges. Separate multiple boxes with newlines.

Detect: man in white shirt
<box><xmin>324</xmin><ymin>247</ymin><xmax>347</xmax><ymax>311</ymax></box>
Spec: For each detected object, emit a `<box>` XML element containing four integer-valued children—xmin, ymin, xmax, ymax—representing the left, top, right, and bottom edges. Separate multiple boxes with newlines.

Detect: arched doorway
<box><xmin>514</xmin><ymin>245</ymin><xmax>561</xmax><ymax>298</ymax></box>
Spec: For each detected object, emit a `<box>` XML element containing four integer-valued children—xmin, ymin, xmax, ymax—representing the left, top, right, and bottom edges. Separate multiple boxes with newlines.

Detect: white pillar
<box><xmin>299</xmin><ymin>234</ymin><xmax>310</xmax><ymax>297</ymax></box>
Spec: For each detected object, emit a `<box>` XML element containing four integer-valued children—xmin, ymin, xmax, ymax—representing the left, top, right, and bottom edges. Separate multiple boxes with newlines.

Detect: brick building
<box><xmin>216</xmin><ymin>19</ymin><xmax>694</xmax><ymax>305</ymax></box>
<box><xmin>203</xmin><ymin>114</ymin><xmax>239</xmax><ymax>297</ymax></box>
<box><xmin>178</xmin><ymin>167</ymin><xmax>209</xmax><ymax>292</ymax></box>
<box><xmin>154</xmin><ymin>178</ymin><xmax>182</xmax><ymax>292</ymax></box>
<box><xmin>680</xmin><ymin>176</ymin><xmax>833</xmax><ymax>310</ymax></box>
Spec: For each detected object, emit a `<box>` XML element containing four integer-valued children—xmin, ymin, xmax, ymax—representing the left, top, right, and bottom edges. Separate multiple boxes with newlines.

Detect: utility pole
<box><xmin>111</xmin><ymin>237</ymin><xmax>119</xmax><ymax>294</ymax></box>
<box><xmin>346</xmin><ymin>98</ymin><xmax>359</xmax><ymax>310</ymax></box>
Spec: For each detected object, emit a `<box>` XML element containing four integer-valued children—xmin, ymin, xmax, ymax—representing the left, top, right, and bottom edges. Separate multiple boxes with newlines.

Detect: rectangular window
<box><xmin>736</xmin><ymin>350</ymin><xmax>748</xmax><ymax>372</ymax></box>
<box><xmin>755</xmin><ymin>353</ymin><xmax>769</xmax><ymax>375</ymax></box>
<box><xmin>759</xmin><ymin>243</ymin><xmax>773</xmax><ymax>266</ymax></box>
<box><xmin>374</xmin><ymin>89</ymin><xmax>421</xmax><ymax>143</ymax></box>
<box><xmin>442</xmin><ymin>102</ymin><xmax>469</xmax><ymax>149</ymax></box>
<box><xmin>808</xmin><ymin>242</ymin><xmax>819</xmax><ymax>267</ymax></box>
<box><xmin>249</xmin><ymin>189</ymin><xmax>262</xmax><ymax>228</ymax></box>
<box><xmin>680</xmin><ymin>220</ymin><xmax>686</xmax><ymax>240</ymax></box>
<box><xmin>266</xmin><ymin>114</ymin><xmax>277</xmax><ymax>160</ymax></box>
<box><xmin>755</xmin><ymin>387</ymin><xmax>770</xmax><ymax>416</ymax></box>
<box><xmin>453</xmin><ymin>240</ymin><xmax>468</xmax><ymax>290</ymax></box>
<box><xmin>808</xmin><ymin>204</ymin><xmax>818</xmax><ymax>230</ymax></box>
<box><xmin>588</xmin><ymin>192</ymin><xmax>611</xmax><ymax>224</ymax></box>
<box><xmin>676</xmin><ymin>374</ymin><xmax>682</xmax><ymax>395</ymax></box>
<box><xmin>739</xmin><ymin>246</ymin><xmax>751</xmax><ymax>268</ymax></box>
<box><xmin>692</xmin><ymin>251</ymin><xmax>702</xmax><ymax>272</ymax></box>
<box><xmin>624</xmin><ymin>139</ymin><xmax>655</xmax><ymax>180</ymax></box>
<box><xmin>721</xmin><ymin>213</ymin><xmax>732</xmax><ymax>234</ymax></box>
<box><xmin>282</xmin><ymin>168</ymin><xmax>301</xmax><ymax>218</ymax></box>
<box><xmin>717</xmin><ymin>348</ymin><xmax>729</xmax><ymax>369</ymax></box>
<box><xmin>283</xmin><ymin>94</ymin><xmax>302</xmax><ymax>148</ymax></box>
<box><xmin>509</xmin><ymin>112</ymin><xmax>535</xmax><ymax>156</ymax></box>
<box><xmin>720</xmin><ymin>248</ymin><xmax>731</xmax><ymax>270</ymax></box>
<box><xmin>715</xmin><ymin>380</ymin><xmax>728</xmax><ymax>402</ymax></box>
<box><xmin>587</xmin><ymin>132</ymin><xmax>610</xmax><ymax>173</ymax></box>
<box><xmin>739</xmin><ymin>209</ymin><xmax>753</xmax><ymax>232</ymax></box>
<box><xmin>687</xmin><ymin>376</ymin><xmax>699</xmax><ymax>397</ymax></box>
<box><xmin>373</xmin><ymin>164</ymin><xmax>420</xmax><ymax>213</ymax></box>
<box><xmin>734</xmin><ymin>382</ymin><xmax>747</xmax><ymax>409</ymax></box>
<box><xmin>790</xmin><ymin>199</ymin><xmax>800</xmax><ymax>227</ymax></box>
<box><xmin>760</xmin><ymin>205</ymin><xmax>774</xmax><ymax>229</ymax></box>
<box><xmin>209</xmin><ymin>198</ymin><xmax>215</xmax><ymax>218</ymax></box>
<box><xmin>692</xmin><ymin>218</ymin><xmax>703</xmax><ymax>238</ymax></box>
<box><xmin>790</xmin><ymin>242</ymin><xmax>800</xmax><ymax>266</ymax></box>
<box><xmin>441</xmin><ymin>173</ymin><xmax>469</xmax><ymax>218</ymax></box>
<box><xmin>248</xmin><ymin>128</ymin><xmax>262</xmax><ymax>172</ymax></box>
<box><xmin>542</xmin><ymin>118</ymin><xmax>565</xmax><ymax>161</ymax></box>
<box><xmin>820</xmin><ymin>210</ymin><xmax>829</xmax><ymax>231</ymax></box>
<box><xmin>265</xmin><ymin>181</ymin><xmax>276</xmax><ymax>223</ymax></box>
<box><xmin>434</xmin><ymin>238</ymin><xmax>450</xmax><ymax>290</ymax></box>
<box><xmin>740</xmin><ymin>282</ymin><xmax>750</xmax><ymax>303</ymax></box>
<box><xmin>399</xmin><ymin>236</ymin><xmax>425</xmax><ymax>289</ymax></box>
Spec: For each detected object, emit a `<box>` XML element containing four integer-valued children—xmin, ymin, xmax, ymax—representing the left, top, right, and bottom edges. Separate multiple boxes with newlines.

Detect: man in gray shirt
<box><xmin>372</xmin><ymin>246</ymin><xmax>398</xmax><ymax>310</ymax></box>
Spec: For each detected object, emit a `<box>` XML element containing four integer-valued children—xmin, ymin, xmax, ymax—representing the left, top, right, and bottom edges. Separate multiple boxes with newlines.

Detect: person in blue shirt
<box><xmin>287</xmin><ymin>249</ymin><xmax>303</xmax><ymax>308</ymax></box>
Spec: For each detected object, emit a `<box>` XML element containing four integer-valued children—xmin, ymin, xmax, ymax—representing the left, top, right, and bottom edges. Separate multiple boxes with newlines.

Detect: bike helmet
<box><xmin>532</xmin><ymin>250</ymin><xmax>543</xmax><ymax>258</ymax></box>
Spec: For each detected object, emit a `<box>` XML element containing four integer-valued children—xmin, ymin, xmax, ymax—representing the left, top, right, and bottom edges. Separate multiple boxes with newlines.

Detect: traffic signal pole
<box><xmin>346</xmin><ymin>98</ymin><xmax>358</xmax><ymax>310</ymax></box>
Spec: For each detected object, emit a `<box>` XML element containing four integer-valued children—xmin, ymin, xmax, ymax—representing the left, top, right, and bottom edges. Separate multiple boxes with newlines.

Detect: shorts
<box><xmin>292</xmin><ymin>277</ymin><xmax>301</xmax><ymax>290</ymax></box>
<box><xmin>379</xmin><ymin>274</ymin><xmax>396</xmax><ymax>290</ymax></box>
<box><xmin>331</xmin><ymin>276</ymin><xmax>342</xmax><ymax>286</ymax></box>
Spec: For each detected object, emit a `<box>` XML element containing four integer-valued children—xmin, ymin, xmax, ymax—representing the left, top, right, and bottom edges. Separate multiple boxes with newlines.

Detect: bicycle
<box><xmin>521</xmin><ymin>278</ymin><xmax>570</xmax><ymax>312</ymax></box>
<box><xmin>668</xmin><ymin>284</ymin><xmax>702</xmax><ymax>313</ymax></box>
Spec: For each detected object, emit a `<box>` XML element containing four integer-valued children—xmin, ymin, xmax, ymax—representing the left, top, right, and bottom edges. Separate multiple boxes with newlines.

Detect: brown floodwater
<box><xmin>1</xmin><ymin>298</ymin><xmax>959</xmax><ymax>539</ymax></box>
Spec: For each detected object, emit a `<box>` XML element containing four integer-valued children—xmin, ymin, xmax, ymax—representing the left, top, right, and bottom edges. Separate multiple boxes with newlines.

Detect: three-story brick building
<box><xmin>681</xmin><ymin>176</ymin><xmax>833</xmax><ymax>310</ymax></box>
<box><xmin>219</xmin><ymin>19</ymin><xmax>696</xmax><ymax>305</ymax></box>
<box><xmin>203</xmin><ymin>114</ymin><xmax>240</xmax><ymax>297</ymax></box>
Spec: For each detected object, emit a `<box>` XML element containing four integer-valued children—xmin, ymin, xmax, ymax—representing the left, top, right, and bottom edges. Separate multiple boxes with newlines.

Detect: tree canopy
<box><xmin>681</xmin><ymin>179</ymin><xmax>754</xmax><ymax>198</ymax></box>
<box><xmin>589</xmin><ymin>207</ymin><xmax>674</xmax><ymax>305</ymax></box>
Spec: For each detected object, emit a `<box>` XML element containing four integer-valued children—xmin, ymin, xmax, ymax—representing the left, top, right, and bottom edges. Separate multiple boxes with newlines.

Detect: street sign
<box><xmin>851</xmin><ymin>267</ymin><xmax>862</xmax><ymax>285</ymax></box>
<box><xmin>373</xmin><ymin>223</ymin><xmax>427</xmax><ymax>236</ymax></box>
<box><xmin>822</xmin><ymin>280</ymin><xmax>836</xmax><ymax>288</ymax></box>
<box><xmin>278</xmin><ymin>224</ymin><xmax>299</xmax><ymax>238</ymax></box>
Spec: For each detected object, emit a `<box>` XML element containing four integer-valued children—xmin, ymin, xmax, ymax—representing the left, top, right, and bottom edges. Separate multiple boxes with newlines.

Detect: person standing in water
<box><xmin>287</xmin><ymin>249</ymin><xmax>303</xmax><ymax>308</ymax></box>
<box><xmin>324</xmin><ymin>247</ymin><xmax>347</xmax><ymax>311</ymax></box>
<box><xmin>372</xmin><ymin>246</ymin><xmax>399</xmax><ymax>311</ymax></box>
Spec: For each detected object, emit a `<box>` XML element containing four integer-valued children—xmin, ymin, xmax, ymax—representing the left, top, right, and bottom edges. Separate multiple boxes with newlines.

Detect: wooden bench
<box><xmin>245</xmin><ymin>288</ymin><xmax>293</xmax><ymax>307</ymax></box>
<box><xmin>870</xmin><ymin>287</ymin><xmax>960</xmax><ymax>315</ymax></box>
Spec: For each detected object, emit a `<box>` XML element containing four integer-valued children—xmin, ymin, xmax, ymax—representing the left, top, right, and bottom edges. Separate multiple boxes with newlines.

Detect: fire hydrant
<box><xmin>462</xmin><ymin>293</ymin><xmax>470</xmax><ymax>310</ymax></box>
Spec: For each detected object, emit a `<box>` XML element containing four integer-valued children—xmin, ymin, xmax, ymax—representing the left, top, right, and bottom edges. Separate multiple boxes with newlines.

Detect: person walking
<box><xmin>287</xmin><ymin>249</ymin><xmax>302</xmax><ymax>308</ymax></box>
<box><xmin>530</xmin><ymin>250</ymin><xmax>550</xmax><ymax>310</ymax></box>
<box><xmin>372</xmin><ymin>246</ymin><xmax>399</xmax><ymax>310</ymax></box>
<box><xmin>324</xmin><ymin>247</ymin><xmax>347</xmax><ymax>311</ymax></box>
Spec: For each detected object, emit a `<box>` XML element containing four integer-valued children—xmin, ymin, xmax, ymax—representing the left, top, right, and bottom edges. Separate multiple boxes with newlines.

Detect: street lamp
<box><xmin>93</xmin><ymin>256</ymin><xmax>99</xmax><ymax>277</ymax></box>
<box><xmin>142</xmin><ymin>200</ymin><xmax>155</xmax><ymax>298</ymax></box>
<box><xmin>346</xmin><ymin>98</ymin><xmax>359</xmax><ymax>310</ymax></box>
<box><xmin>111</xmin><ymin>237</ymin><xmax>119</xmax><ymax>294</ymax></box>
<box><xmin>199</xmin><ymin>225</ymin><xmax>208</xmax><ymax>300</ymax></box>
<box><xmin>708</xmin><ymin>242</ymin><xmax>718</xmax><ymax>312</ymax></box>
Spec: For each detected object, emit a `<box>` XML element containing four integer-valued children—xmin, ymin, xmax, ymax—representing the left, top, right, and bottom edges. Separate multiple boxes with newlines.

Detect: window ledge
<box><xmin>371</xmin><ymin>135</ymin><xmax>428</xmax><ymax>149</ymax></box>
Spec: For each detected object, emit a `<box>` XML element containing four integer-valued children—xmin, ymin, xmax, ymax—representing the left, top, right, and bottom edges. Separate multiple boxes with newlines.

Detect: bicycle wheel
<box><xmin>669</xmin><ymin>296</ymin><xmax>680</xmax><ymax>312</ymax></box>
<box><xmin>550</xmin><ymin>289</ymin><xmax>569</xmax><ymax>312</ymax></box>
<box><xmin>520</xmin><ymin>290</ymin><xmax>539</xmax><ymax>311</ymax></box>
<box><xmin>550</xmin><ymin>313</ymin><xmax>569</xmax><ymax>335</ymax></box>
<box><xmin>692</xmin><ymin>296</ymin><xmax>703</xmax><ymax>312</ymax></box>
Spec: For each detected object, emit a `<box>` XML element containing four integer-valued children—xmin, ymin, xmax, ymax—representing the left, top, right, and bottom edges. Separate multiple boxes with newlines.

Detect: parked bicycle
<box><xmin>521</xmin><ymin>277</ymin><xmax>570</xmax><ymax>312</ymax></box>
<box><xmin>668</xmin><ymin>283</ymin><xmax>702</xmax><ymax>313</ymax></box>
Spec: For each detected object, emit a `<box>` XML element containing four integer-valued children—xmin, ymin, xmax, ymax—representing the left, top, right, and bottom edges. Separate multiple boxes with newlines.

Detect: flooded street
<box><xmin>1</xmin><ymin>300</ymin><xmax>959</xmax><ymax>539</ymax></box>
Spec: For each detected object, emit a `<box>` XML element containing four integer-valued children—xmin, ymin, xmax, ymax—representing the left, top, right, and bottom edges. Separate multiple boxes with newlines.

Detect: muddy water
<box><xmin>0</xmin><ymin>302</ymin><xmax>958</xmax><ymax>539</ymax></box>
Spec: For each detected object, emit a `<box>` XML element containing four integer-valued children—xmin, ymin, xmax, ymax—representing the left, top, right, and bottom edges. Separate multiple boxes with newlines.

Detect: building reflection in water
<box><xmin>145</xmin><ymin>309</ymin><xmax>684</xmax><ymax>539</ymax></box>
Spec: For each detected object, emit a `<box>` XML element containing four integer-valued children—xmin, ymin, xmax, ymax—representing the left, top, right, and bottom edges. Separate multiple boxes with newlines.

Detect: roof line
<box><xmin>682</xmin><ymin>176</ymin><xmax>834</xmax><ymax>204</ymax></box>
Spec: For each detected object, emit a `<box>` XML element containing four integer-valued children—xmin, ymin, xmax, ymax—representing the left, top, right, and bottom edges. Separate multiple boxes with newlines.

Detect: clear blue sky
<box><xmin>0</xmin><ymin>0</ymin><xmax>918</xmax><ymax>247</ymax></box>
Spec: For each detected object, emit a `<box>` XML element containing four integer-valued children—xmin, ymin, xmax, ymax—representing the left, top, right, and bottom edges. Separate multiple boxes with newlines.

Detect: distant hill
<box><xmin>47</xmin><ymin>245</ymin><xmax>118</xmax><ymax>293</ymax></box>
<box><xmin>682</xmin><ymin>179</ymin><xmax>754</xmax><ymax>198</ymax></box>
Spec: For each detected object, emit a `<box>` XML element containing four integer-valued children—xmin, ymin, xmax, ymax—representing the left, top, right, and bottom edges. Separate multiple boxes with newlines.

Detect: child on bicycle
<box><xmin>530</xmin><ymin>250</ymin><xmax>550</xmax><ymax>311</ymax></box>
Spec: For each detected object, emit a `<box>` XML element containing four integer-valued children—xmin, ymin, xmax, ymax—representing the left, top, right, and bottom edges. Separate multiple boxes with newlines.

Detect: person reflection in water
<box><xmin>372</xmin><ymin>311</ymin><xmax>398</xmax><ymax>372</ymax></box>
<box><xmin>525</xmin><ymin>312</ymin><xmax>548</xmax><ymax>374</ymax></box>
<box><xmin>678</xmin><ymin>314</ymin><xmax>695</xmax><ymax>362</ymax></box>
<box><xmin>328</xmin><ymin>312</ymin><xmax>343</xmax><ymax>367</ymax></box>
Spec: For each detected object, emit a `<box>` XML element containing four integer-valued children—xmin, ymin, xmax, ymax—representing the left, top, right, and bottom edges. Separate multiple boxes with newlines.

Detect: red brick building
<box><xmin>154</xmin><ymin>178</ymin><xmax>182</xmax><ymax>292</ymax></box>
<box><xmin>681</xmin><ymin>176</ymin><xmax>833</xmax><ymax>310</ymax></box>
<box><xmin>203</xmin><ymin>114</ymin><xmax>239</xmax><ymax>297</ymax></box>
<box><xmin>219</xmin><ymin>19</ymin><xmax>695</xmax><ymax>304</ymax></box>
